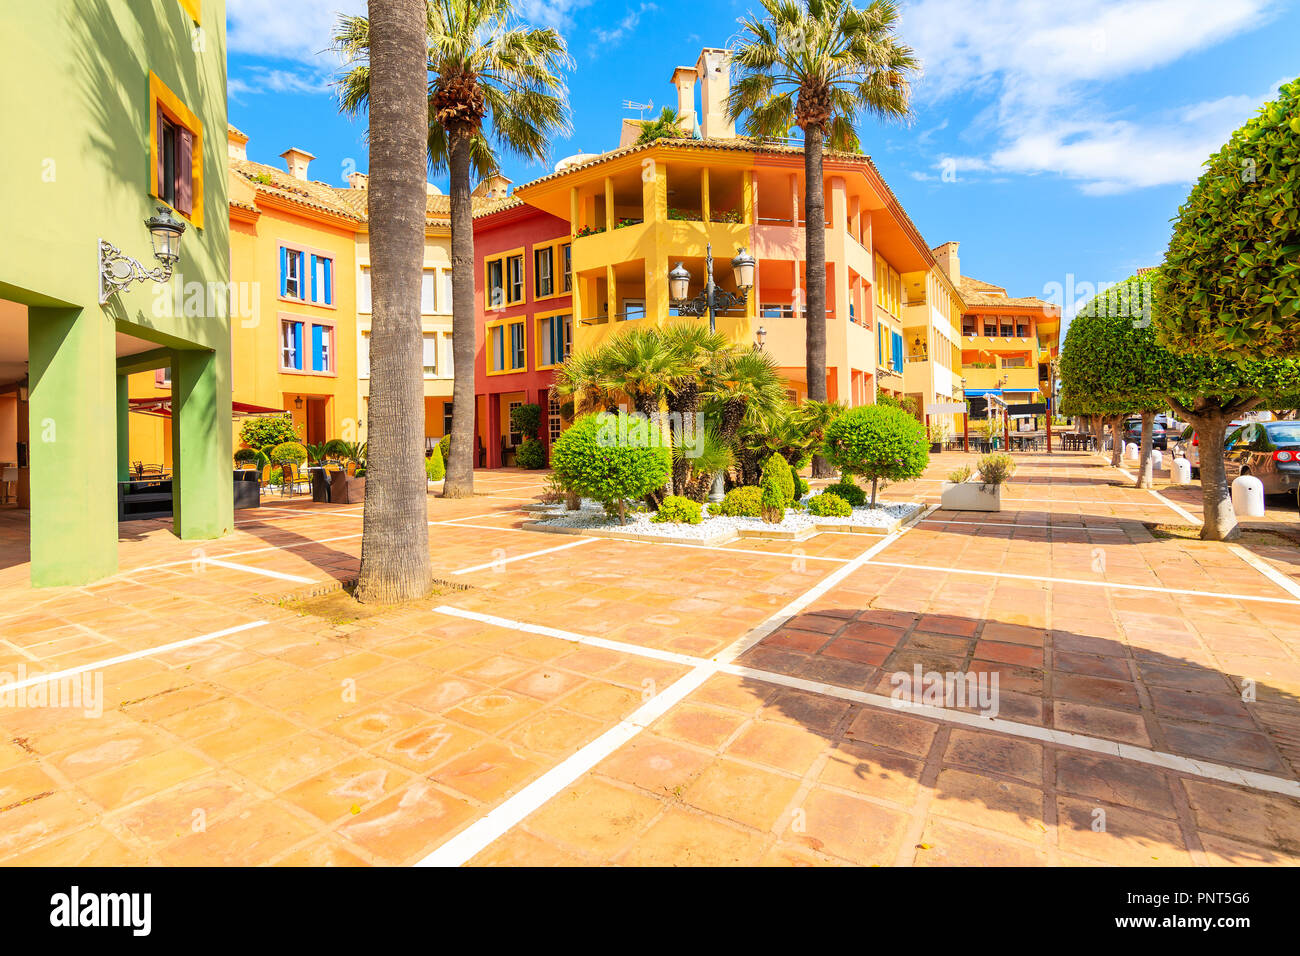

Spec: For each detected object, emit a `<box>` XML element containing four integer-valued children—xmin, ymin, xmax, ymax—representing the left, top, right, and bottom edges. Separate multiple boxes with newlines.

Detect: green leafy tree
<box><xmin>549</xmin><ymin>413</ymin><xmax>671</xmax><ymax>524</ymax></box>
<box><xmin>729</xmin><ymin>0</ymin><xmax>917</xmax><ymax>475</ymax></box>
<box><xmin>823</xmin><ymin>403</ymin><xmax>928</xmax><ymax>506</ymax></box>
<box><xmin>335</xmin><ymin>0</ymin><xmax>571</xmax><ymax>498</ymax></box>
<box><xmin>239</xmin><ymin>415</ymin><xmax>299</xmax><ymax>450</ymax></box>
<box><xmin>1155</xmin><ymin>77</ymin><xmax>1300</xmax><ymax>359</ymax></box>
<box><xmin>509</xmin><ymin>403</ymin><xmax>543</xmax><ymax>441</ymax></box>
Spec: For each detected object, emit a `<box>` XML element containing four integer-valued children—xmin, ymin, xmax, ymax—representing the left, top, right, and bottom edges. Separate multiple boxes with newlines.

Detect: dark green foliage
<box><xmin>239</xmin><ymin>416</ymin><xmax>299</xmax><ymax>450</ymax></box>
<box><xmin>807</xmin><ymin>491</ymin><xmax>851</xmax><ymax>517</ymax></box>
<box><xmin>823</xmin><ymin>404</ymin><xmax>929</xmax><ymax>506</ymax></box>
<box><xmin>233</xmin><ymin>447</ymin><xmax>260</xmax><ymax>464</ymax></box>
<box><xmin>1155</xmin><ymin>78</ymin><xmax>1300</xmax><ymax>359</ymax></box>
<box><xmin>510</xmin><ymin>403</ymin><xmax>543</xmax><ymax>440</ymax></box>
<box><xmin>549</xmin><ymin>414</ymin><xmax>671</xmax><ymax>524</ymax></box>
<box><xmin>516</xmin><ymin>437</ymin><xmax>547</xmax><ymax>469</ymax></box>
<box><xmin>828</xmin><ymin>478</ymin><xmax>865</xmax><ymax>507</ymax></box>
<box><xmin>652</xmin><ymin>495</ymin><xmax>703</xmax><ymax>525</ymax></box>
<box><xmin>759</xmin><ymin>470</ymin><xmax>785</xmax><ymax>524</ymax></box>
<box><xmin>761</xmin><ymin>453</ymin><xmax>795</xmax><ymax>506</ymax></box>
<box><xmin>795</xmin><ymin>477</ymin><xmax>810</xmax><ymax>498</ymax></box>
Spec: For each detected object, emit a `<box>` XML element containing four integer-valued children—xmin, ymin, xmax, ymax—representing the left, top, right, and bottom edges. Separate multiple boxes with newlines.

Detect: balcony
<box><xmin>962</xmin><ymin>365</ymin><xmax>1040</xmax><ymax>393</ymax></box>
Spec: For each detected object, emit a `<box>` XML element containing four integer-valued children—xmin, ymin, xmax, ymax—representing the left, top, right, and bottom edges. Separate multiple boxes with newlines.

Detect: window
<box><xmin>874</xmin><ymin>254</ymin><xmax>902</xmax><ymax>316</ymax></box>
<box><xmin>486</xmin><ymin>257</ymin><xmax>506</xmax><ymax>309</ymax></box>
<box><xmin>281</xmin><ymin>319</ymin><xmax>333</xmax><ymax>372</ymax></box>
<box><xmin>150</xmin><ymin>72</ymin><xmax>202</xmax><ymax>226</ymax></box>
<box><xmin>281</xmin><ymin>320</ymin><xmax>302</xmax><ymax>370</ymax></box>
<box><xmin>280</xmin><ymin>247</ymin><xmax>333</xmax><ymax>305</ymax></box>
<box><xmin>422</xmin><ymin>333</ymin><xmax>438</xmax><ymax>376</ymax></box>
<box><xmin>538</xmin><ymin>313</ymin><xmax>572</xmax><ymax>367</ymax></box>
<box><xmin>561</xmin><ymin>243</ymin><xmax>572</xmax><ymax>292</ymax></box>
<box><xmin>891</xmin><ymin>331</ymin><xmax>904</xmax><ymax>373</ymax></box>
<box><xmin>485</xmin><ymin>251</ymin><xmax>525</xmax><ymax>309</ymax></box>
<box><xmin>359</xmin><ymin>330</ymin><xmax>370</xmax><ymax>378</ymax></box>
<box><xmin>421</xmin><ymin>269</ymin><xmax>437</xmax><ymax>313</ymax></box>
<box><xmin>487</xmin><ymin>320</ymin><xmax>526</xmax><ymax>373</ymax></box>
<box><xmin>508</xmin><ymin>401</ymin><xmax>523</xmax><ymax>447</ymax></box>
<box><xmin>1000</xmin><ymin>320</ymin><xmax>1014</xmax><ymax>337</ymax></box>
<box><xmin>358</xmin><ymin>266</ymin><xmax>372</xmax><ymax>313</ymax></box>
<box><xmin>155</xmin><ymin>367</ymin><xmax>171</xmax><ymax>388</ymax></box>
<box><xmin>443</xmin><ymin>402</ymin><xmax>454</xmax><ymax>437</ymax></box>
<box><xmin>510</xmin><ymin>322</ymin><xmax>526</xmax><ymax>369</ymax></box>
<box><xmin>507</xmin><ymin>254</ymin><xmax>525</xmax><ymax>304</ymax></box>
<box><xmin>534</xmin><ymin>246</ymin><xmax>554</xmax><ymax>298</ymax></box>
<box><xmin>1001</xmin><ymin>355</ymin><xmax>1028</xmax><ymax>368</ymax></box>
<box><xmin>622</xmin><ymin>298</ymin><xmax>645</xmax><ymax>322</ymax></box>
<box><xmin>1016</xmin><ymin>321</ymin><xmax>1029</xmax><ymax>337</ymax></box>
<box><xmin>761</xmin><ymin>303</ymin><xmax>795</xmax><ymax>319</ymax></box>
<box><xmin>548</xmin><ymin>395</ymin><xmax>562</xmax><ymax>444</ymax></box>
<box><xmin>441</xmin><ymin>271</ymin><xmax>453</xmax><ymax>313</ymax></box>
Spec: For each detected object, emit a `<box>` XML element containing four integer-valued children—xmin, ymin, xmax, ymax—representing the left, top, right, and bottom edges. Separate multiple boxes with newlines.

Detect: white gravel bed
<box><xmin>529</xmin><ymin>497</ymin><xmax>921</xmax><ymax>539</ymax></box>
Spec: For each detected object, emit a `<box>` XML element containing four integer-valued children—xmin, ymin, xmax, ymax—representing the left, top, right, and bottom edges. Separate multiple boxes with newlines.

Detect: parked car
<box><xmin>1122</xmin><ymin>418</ymin><xmax>1167</xmax><ymax>450</ymax></box>
<box><xmin>1172</xmin><ymin>425</ymin><xmax>1199</xmax><ymax>475</ymax></box>
<box><xmin>1224</xmin><ymin>420</ymin><xmax>1300</xmax><ymax>497</ymax></box>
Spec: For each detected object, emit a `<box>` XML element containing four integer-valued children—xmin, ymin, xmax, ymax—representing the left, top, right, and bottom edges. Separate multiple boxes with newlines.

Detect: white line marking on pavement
<box><xmin>1</xmin><ymin>621</ymin><xmax>268</xmax><ymax>693</ymax></box>
<box><xmin>122</xmin><ymin>532</ymin><xmax>365</xmax><ymax>576</ymax></box>
<box><xmin>919</xmin><ymin>519</ymin><xmax>1125</xmax><ymax>533</ymax></box>
<box><xmin>1229</xmin><ymin>544</ymin><xmax>1300</xmax><ymax>601</ymax></box>
<box><xmin>416</xmin><ymin>504</ymin><xmax>934</xmax><ymax>867</ymax></box>
<box><xmin>201</xmin><ymin>558</ymin><xmax>316</xmax><ymax>584</ymax></box>
<box><xmin>863</xmin><ymin>559</ymin><xmax>1300</xmax><ymax>606</ymax></box>
<box><xmin>1146</xmin><ymin>487</ymin><xmax>1201</xmax><ymax>525</ymax></box>
<box><xmin>451</xmin><ymin>536</ymin><xmax>598</xmax><ymax>575</ymax></box>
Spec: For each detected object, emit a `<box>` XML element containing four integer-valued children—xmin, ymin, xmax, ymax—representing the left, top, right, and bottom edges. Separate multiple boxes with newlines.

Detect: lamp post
<box><xmin>959</xmin><ymin>376</ymin><xmax>969</xmax><ymax>453</ymax></box>
<box><xmin>754</xmin><ymin>325</ymin><xmax>766</xmax><ymax>350</ymax></box>
<box><xmin>668</xmin><ymin>244</ymin><xmax>755</xmax><ymax>334</ymax></box>
<box><xmin>99</xmin><ymin>206</ymin><xmax>186</xmax><ymax>304</ymax></box>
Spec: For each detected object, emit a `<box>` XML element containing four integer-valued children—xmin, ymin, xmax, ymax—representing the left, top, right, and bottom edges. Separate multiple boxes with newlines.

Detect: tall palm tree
<box><xmin>335</xmin><ymin>0</ymin><xmax>571</xmax><ymax>498</ymax></box>
<box><xmin>662</xmin><ymin>323</ymin><xmax>729</xmax><ymax>493</ymax></box>
<box><xmin>728</xmin><ymin>0</ymin><xmax>917</xmax><ymax>475</ymax></box>
<box><xmin>355</xmin><ymin>0</ymin><xmax>431</xmax><ymax>604</ymax></box>
<box><xmin>595</xmin><ymin>328</ymin><xmax>682</xmax><ymax>419</ymax></box>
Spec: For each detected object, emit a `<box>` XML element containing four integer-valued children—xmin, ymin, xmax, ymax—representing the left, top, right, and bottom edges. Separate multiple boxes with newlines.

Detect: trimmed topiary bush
<box><xmin>240</xmin><ymin>415</ymin><xmax>299</xmax><ymax>450</ymax></box>
<box><xmin>269</xmin><ymin>441</ymin><xmax>308</xmax><ymax>467</ymax></box>
<box><xmin>438</xmin><ymin>434</ymin><xmax>451</xmax><ymax>463</ymax></box>
<box><xmin>425</xmin><ymin>445</ymin><xmax>445</xmax><ymax>481</ymax></box>
<box><xmin>760</xmin><ymin>471</ymin><xmax>785</xmax><ymax>523</ymax></box>
<box><xmin>828</xmin><ymin>478</ymin><xmax>866</xmax><ymax>507</ymax></box>
<box><xmin>233</xmin><ymin>447</ymin><xmax>260</xmax><ymax>465</ymax></box>
<box><xmin>761</xmin><ymin>454</ymin><xmax>795</xmax><ymax>506</ymax></box>
<box><xmin>823</xmin><ymin>404</ymin><xmax>929</xmax><ymax>507</ymax></box>
<box><xmin>807</xmin><ymin>491</ymin><xmax>851</xmax><ymax>517</ymax></box>
<box><xmin>549</xmin><ymin>413</ymin><xmax>671</xmax><ymax>524</ymax></box>
<box><xmin>510</xmin><ymin>403</ymin><xmax>543</xmax><ymax>440</ymax></box>
<box><xmin>652</xmin><ymin>495</ymin><xmax>703</xmax><ymax>524</ymax></box>
<box><xmin>709</xmin><ymin>485</ymin><xmax>764</xmax><ymax>517</ymax></box>
<box><xmin>516</xmin><ymin>437</ymin><xmax>547</xmax><ymax>469</ymax></box>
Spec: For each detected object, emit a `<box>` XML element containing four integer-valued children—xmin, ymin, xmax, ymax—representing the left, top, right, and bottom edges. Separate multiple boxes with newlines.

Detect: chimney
<box><xmin>280</xmin><ymin>147</ymin><xmax>315</xmax><ymax>181</ymax></box>
<box><xmin>670</xmin><ymin>66</ymin><xmax>698</xmax><ymax>136</ymax></box>
<box><xmin>472</xmin><ymin>173</ymin><xmax>513</xmax><ymax>200</ymax></box>
<box><xmin>347</xmin><ymin>172</ymin><xmax>368</xmax><ymax>190</ymax></box>
<box><xmin>933</xmin><ymin>241</ymin><xmax>960</xmax><ymax>285</ymax></box>
<box><xmin>227</xmin><ymin>125</ymin><xmax>249</xmax><ymax>160</ymax></box>
<box><xmin>696</xmin><ymin>48</ymin><xmax>734</xmax><ymax>140</ymax></box>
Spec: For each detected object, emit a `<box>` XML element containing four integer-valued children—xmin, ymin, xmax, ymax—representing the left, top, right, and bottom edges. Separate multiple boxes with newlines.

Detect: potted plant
<box><xmin>940</xmin><ymin>453</ymin><xmax>1015</xmax><ymax>512</ymax></box>
<box><xmin>926</xmin><ymin>421</ymin><xmax>950</xmax><ymax>454</ymax></box>
<box><xmin>233</xmin><ymin>447</ymin><xmax>261</xmax><ymax>469</ymax></box>
<box><xmin>329</xmin><ymin>441</ymin><xmax>367</xmax><ymax>503</ymax></box>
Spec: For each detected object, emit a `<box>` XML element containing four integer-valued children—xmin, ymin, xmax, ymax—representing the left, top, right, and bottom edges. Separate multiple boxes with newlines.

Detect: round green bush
<box><xmin>828</xmin><ymin>478</ymin><xmax>866</xmax><ymax>507</ymax></box>
<box><xmin>652</xmin><ymin>495</ymin><xmax>703</xmax><ymax>525</ymax></box>
<box><xmin>516</xmin><ymin>438</ymin><xmax>547</xmax><ymax>470</ymax></box>
<box><xmin>239</xmin><ymin>415</ymin><xmax>299</xmax><ymax>450</ymax></box>
<box><xmin>233</xmin><ymin>447</ymin><xmax>260</xmax><ymax>464</ymax></box>
<box><xmin>269</xmin><ymin>441</ymin><xmax>308</xmax><ymax>466</ymax></box>
<box><xmin>1155</xmin><ymin>77</ymin><xmax>1300</xmax><ymax>359</ymax></box>
<box><xmin>711</xmin><ymin>485</ymin><xmax>763</xmax><ymax>517</ymax></box>
<box><xmin>761</xmin><ymin>454</ymin><xmax>795</xmax><ymax>506</ymax></box>
<box><xmin>823</xmin><ymin>405</ymin><xmax>929</xmax><ymax>506</ymax></box>
<box><xmin>549</xmin><ymin>413</ymin><xmax>671</xmax><ymax>524</ymax></box>
<box><xmin>807</xmin><ymin>491</ymin><xmax>851</xmax><ymax>517</ymax></box>
<box><xmin>425</xmin><ymin>445</ymin><xmax>445</xmax><ymax>481</ymax></box>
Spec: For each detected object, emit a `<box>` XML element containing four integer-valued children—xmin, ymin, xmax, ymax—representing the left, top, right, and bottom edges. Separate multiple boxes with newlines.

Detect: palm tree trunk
<box><xmin>803</xmin><ymin>124</ymin><xmax>832</xmax><ymax>478</ymax></box>
<box><xmin>443</xmin><ymin>128</ymin><xmax>477</xmax><ymax>497</ymax></box>
<box><xmin>355</xmin><ymin>0</ymin><xmax>431</xmax><ymax>604</ymax></box>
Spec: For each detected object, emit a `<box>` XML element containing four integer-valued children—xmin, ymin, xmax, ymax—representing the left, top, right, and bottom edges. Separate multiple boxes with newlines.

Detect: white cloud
<box><xmin>591</xmin><ymin>3</ymin><xmax>656</xmax><ymax>47</ymax></box>
<box><xmin>901</xmin><ymin>0</ymin><xmax>1281</xmax><ymax>192</ymax></box>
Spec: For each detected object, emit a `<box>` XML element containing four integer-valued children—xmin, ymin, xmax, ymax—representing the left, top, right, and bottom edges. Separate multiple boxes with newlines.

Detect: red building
<box><xmin>473</xmin><ymin>184</ymin><xmax>573</xmax><ymax>468</ymax></box>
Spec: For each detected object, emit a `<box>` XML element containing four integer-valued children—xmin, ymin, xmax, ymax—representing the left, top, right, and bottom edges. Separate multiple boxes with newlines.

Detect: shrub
<box><xmin>795</xmin><ymin>477</ymin><xmax>810</xmax><ymax>498</ymax></box>
<box><xmin>823</xmin><ymin>405</ymin><xmax>929</xmax><ymax>507</ymax></box>
<box><xmin>269</xmin><ymin>441</ymin><xmax>307</xmax><ymax>467</ymax></box>
<box><xmin>947</xmin><ymin>464</ymin><xmax>972</xmax><ymax>484</ymax></box>
<box><xmin>509</xmin><ymin>403</ymin><xmax>542</xmax><ymax>440</ymax></box>
<box><xmin>762</xmin><ymin>454</ymin><xmax>795</xmax><ymax>506</ymax></box>
<box><xmin>239</xmin><ymin>415</ymin><xmax>299</xmax><ymax>450</ymax></box>
<box><xmin>760</xmin><ymin>471</ymin><xmax>785</xmax><ymax>523</ymax></box>
<box><xmin>652</xmin><ymin>495</ymin><xmax>703</xmax><ymax>525</ymax></box>
<box><xmin>807</xmin><ymin>491</ymin><xmax>851</xmax><ymax>517</ymax></box>
<box><xmin>516</xmin><ymin>438</ymin><xmax>547</xmax><ymax>470</ymax></box>
<box><xmin>425</xmin><ymin>445</ymin><xmax>445</xmax><ymax>481</ymax></box>
<box><xmin>549</xmin><ymin>413</ymin><xmax>671</xmax><ymax>524</ymax></box>
<box><xmin>267</xmin><ymin>466</ymin><xmax>284</xmax><ymax>486</ymax></box>
<box><xmin>977</xmin><ymin>452</ymin><xmax>1016</xmax><ymax>488</ymax></box>
<box><xmin>710</xmin><ymin>485</ymin><xmax>764</xmax><ymax>517</ymax></box>
<box><xmin>323</xmin><ymin>438</ymin><xmax>351</xmax><ymax>460</ymax></box>
<box><xmin>828</xmin><ymin>478</ymin><xmax>866</xmax><ymax>507</ymax></box>
<box><xmin>233</xmin><ymin>447</ymin><xmax>260</xmax><ymax>465</ymax></box>
<box><xmin>438</xmin><ymin>434</ymin><xmax>451</xmax><ymax>463</ymax></box>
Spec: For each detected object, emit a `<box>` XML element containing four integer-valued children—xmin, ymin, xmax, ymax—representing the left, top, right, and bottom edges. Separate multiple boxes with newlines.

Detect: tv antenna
<box><xmin>622</xmin><ymin>98</ymin><xmax>654</xmax><ymax>120</ymax></box>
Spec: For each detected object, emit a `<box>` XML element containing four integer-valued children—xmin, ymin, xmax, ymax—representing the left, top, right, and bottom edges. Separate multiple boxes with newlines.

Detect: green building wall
<box><xmin>0</xmin><ymin>0</ymin><xmax>232</xmax><ymax>586</ymax></box>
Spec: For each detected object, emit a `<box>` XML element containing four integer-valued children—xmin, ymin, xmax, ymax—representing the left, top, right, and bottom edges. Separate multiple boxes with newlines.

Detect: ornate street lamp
<box><xmin>668</xmin><ymin>244</ymin><xmax>755</xmax><ymax>333</ymax></box>
<box><xmin>99</xmin><ymin>206</ymin><xmax>186</xmax><ymax>304</ymax></box>
<box><xmin>754</xmin><ymin>325</ymin><xmax>767</xmax><ymax>350</ymax></box>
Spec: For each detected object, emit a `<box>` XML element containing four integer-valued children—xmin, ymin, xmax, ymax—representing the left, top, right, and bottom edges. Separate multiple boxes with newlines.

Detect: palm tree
<box><xmin>662</xmin><ymin>323</ymin><xmax>729</xmax><ymax>493</ymax></box>
<box><xmin>355</xmin><ymin>0</ymin><xmax>432</xmax><ymax>604</ymax></box>
<box><xmin>335</xmin><ymin>0</ymin><xmax>571</xmax><ymax>498</ymax></box>
<box><xmin>728</xmin><ymin>0</ymin><xmax>917</xmax><ymax>475</ymax></box>
<box><xmin>595</xmin><ymin>328</ymin><xmax>682</xmax><ymax>419</ymax></box>
<box><xmin>636</xmin><ymin>106</ymin><xmax>686</xmax><ymax>145</ymax></box>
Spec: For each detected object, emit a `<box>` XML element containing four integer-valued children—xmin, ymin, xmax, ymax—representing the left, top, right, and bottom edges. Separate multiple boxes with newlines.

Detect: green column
<box><xmin>116</xmin><ymin>373</ymin><xmax>130</xmax><ymax>482</ymax></box>
<box><xmin>27</xmin><ymin>305</ymin><xmax>118</xmax><ymax>586</ymax></box>
<box><xmin>171</xmin><ymin>348</ymin><xmax>232</xmax><ymax>540</ymax></box>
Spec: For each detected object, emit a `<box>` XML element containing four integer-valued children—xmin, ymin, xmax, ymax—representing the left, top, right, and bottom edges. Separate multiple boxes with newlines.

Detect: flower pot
<box><xmin>930</xmin><ymin>441</ymin><xmax>942</xmax><ymax>454</ymax></box>
<box><xmin>329</xmin><ymin>471</ymin><xmax>366</xmax><ymax>504</ymax></box>
<box><xmin>940</xmin><ymin>480</ymin><xmax>1001</xmax><ymax>512</ymax></box>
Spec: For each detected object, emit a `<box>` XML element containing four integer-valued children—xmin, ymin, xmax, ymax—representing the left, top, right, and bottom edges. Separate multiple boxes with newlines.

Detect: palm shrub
<box><xmin>823</xmin><ymin>404</ymin><xmax>928</xmax><ymax>507</ymax></box>
<box><xmin>426</xmin><ymin>445</ymin><xmax>445</xmax><ymax>481</ymax></box>
<box><xmin>516</xmin><ymin>437</ymin><xmax>547</xmax><ymax>469</ymax></box>
<box><xmin>549</xmin><ymin>413</ymin><xmax>670</xmax><ymax>524</ymax></box>
<box><xmin>652</xmin><ymin>495</ymin><xmax>703</xmax><ymax>525</ymax></box>
<box><xmin>708</xmin><ymin>486</ymin><xmax>764</xmax><ymax>518</ymax></box>
<box><xmin>807</xmin><ymin>491</ymin><xmax>851</xmax><ymax>517</ymax></box>
<box><xmin>635</xmin><ymin>106</ymin><xmax>687</xmax><ymax>144</ymax></box>
<box><xmin>671</xmin><ymin>426</ymin><xmax>734</xmax><ymax>502</ymax></box>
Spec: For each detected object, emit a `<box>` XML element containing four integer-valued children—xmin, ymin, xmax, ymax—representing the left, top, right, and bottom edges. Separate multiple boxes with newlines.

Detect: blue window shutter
<box><xmin>310</xmin><ymin>255</ymin><xmax>318</xmax><ymax>302</ymax></box>
<box><xmin>292</xmin><ymin>322</ymin><xmax>303</xmax><ymax>370</ymax></box>
<box><xmin>324</xmin><ymin>258</ymin><xmax>332</xmax><ymax>305</ymax></box>
<box><xmin>311</xmin><ymin>324</ymin><xmax>323</xmax><ymax>371</ymax></box>
<box><xmin>280</xmin><ymin>247</ymin><xmax>288</xmax><ymax>296</ymax></box>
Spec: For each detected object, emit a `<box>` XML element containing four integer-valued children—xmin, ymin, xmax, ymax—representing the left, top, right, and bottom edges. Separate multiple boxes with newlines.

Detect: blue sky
<box><xmin>226</xmin><ymin>0</ymin><xmax>1299</xmax><ymax>316</ymax></box>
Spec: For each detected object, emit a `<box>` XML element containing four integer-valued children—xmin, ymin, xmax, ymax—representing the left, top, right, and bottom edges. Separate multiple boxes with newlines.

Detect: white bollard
<box><xmin>1151</xmin><ymin>449</ymin><xmax>1163</xmax><ymax>471</ymax></box>
<box><xmin>1231</xmin><ymin>475</ymin><xmax>1265</xmax><ymax>517</ymax></box>
<box><xmin>1125</xmin><ymin>442</ymin><xmax>1139</xmax><ymax>461</ymax></box>
<box><xmin>1173</xmin><ymin>457</ymin><xmax>1192</xmax><ymax>484</ymax></box>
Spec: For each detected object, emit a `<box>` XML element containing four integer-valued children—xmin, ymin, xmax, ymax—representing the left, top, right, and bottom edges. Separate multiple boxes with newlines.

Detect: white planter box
<box><xmin>940</xmin><ymin>481</ymin><xmax>1001</xmax><ymax>512</ymax></box>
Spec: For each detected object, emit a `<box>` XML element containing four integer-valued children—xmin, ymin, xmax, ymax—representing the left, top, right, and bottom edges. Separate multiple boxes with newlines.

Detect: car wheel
<box><xmin>1191</xmin><ymin>468</ymin><xmax>1200</xmax><ymax>479</ymax></box>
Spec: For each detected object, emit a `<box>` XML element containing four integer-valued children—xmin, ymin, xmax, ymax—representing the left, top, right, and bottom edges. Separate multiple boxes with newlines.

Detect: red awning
<box><xmin>128</xmin><ymin>398</ymin><xmax>288</xmax><ymax>420</ymax></box>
